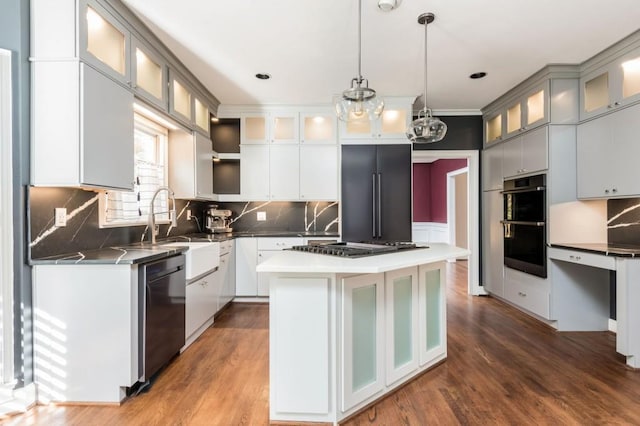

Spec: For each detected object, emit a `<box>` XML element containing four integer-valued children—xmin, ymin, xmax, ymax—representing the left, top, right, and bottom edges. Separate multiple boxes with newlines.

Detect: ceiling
<box><xmin>121</xmin><ymin>0</ymin><xmax>640</xmax><ymax>112</ymax></box>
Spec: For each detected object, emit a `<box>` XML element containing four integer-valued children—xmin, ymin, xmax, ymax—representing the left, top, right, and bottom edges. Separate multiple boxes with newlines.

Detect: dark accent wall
<box><xmin>1</xmin><ymin>0</ymin><xmax>31</xmax><ymax>385</ymax></box>
<box><xmin>412</xmin><ymin>115</ymin><xmax>483</xmax><ymax>151</ymax></box>
<box><xmin>413</xmin><ymin>159</ymin><xmax>468</xmax><ymax>223</ymax></box>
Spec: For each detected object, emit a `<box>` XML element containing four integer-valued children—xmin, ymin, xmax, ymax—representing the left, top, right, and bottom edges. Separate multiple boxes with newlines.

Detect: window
<box><xmin>99</xmin><ymin>114</ymin><xmax>168</xmax><ymax>227</ymax></box>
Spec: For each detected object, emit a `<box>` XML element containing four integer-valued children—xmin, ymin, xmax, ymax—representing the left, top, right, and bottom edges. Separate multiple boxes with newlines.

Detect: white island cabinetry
<box><xmin>259</xmin><ymin>243</ymin><xmax>467</xmax><ymax>424</ymax></box>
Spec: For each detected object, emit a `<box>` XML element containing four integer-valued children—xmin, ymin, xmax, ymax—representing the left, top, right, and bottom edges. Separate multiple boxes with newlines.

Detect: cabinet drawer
<box><xmin>504</xmin><ymin>270</ymin><xmax>550</xmax><ymax>319</ymax></box>
<box><xmin>257</xmin><ymin>237</ymin><xmax>304</xmax><ymax>250</ymax></box>
<box><xmin>219</xmin><ymin>239</ymin><xmax>233</xmax><ymax>255</ymax></box>
<box><xmin>548</xmin><ymin>247</ymin><xmax>615</xmax><ymax>270</ymax></box>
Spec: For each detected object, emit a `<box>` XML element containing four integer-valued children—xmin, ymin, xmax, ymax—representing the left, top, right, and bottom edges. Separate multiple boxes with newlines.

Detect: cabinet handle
<box><xmin>201</xmin><ymin>280</ymin><xmax>208</xmax><ymax>287</ymax></box>
<box><xmin>518</xmin><ymin>291</ymin><xmax>527</xmax><ymax>297</ymax></box>
<box><xmin>612</xmin><ymin>188</ymin><xmax>618</xmax><ymax>193</ymax></box>
<box><xmin>607</xmin><ymin>104</ymin><xmax>613</xmax><ymax>109</ymax></box>
<box><xmin>605</xmin><ymin>189</ymin><xmax>610</xmax><ymax>194</ymax></box>
<box><xmin>614</xmin><ymin>102</ymin><xmax>620</xmax><ymax>106</ymax></box>
<box><xmin>576</xmin><ymin>256</ymin><xmax>581</xmax><ymax>260</ymax></box>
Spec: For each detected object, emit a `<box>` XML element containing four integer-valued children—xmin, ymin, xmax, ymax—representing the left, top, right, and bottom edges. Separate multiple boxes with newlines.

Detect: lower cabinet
<box><xmin>185</xmin><ymin>270</ymin><xmax>217</xmax><ymax>343</ymax></box>
<box><xmin>503</xmin><ymin>267</ymin><xmax>550</xmax><ymax>319</ymax></box>
<box><xmin>217</xmin><ymin>239</ymin><xmax>235</xmax><ymax>309</ymax></box>
<box><xmin>482</xmin><ymin>190</ymin><xmax>504</xmax><ymax>297</ymax></box>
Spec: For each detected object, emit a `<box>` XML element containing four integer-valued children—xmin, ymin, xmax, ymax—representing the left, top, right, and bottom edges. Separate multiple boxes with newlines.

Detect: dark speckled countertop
<box><xmin>550</xmin><ymin>243</ymin><xmax>640</xmax><ymax>257</ymax></box>
<box><xmin>30</xmin><ymin>231</ymin><xmax>340</xmax><ymax>265</ymax></box>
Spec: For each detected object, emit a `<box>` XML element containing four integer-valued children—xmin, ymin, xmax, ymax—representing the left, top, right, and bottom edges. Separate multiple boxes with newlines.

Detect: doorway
<box><xmin>412</xmin><ymin>150</ymin><xmax>484</xmax><ymax>296</ymax></box>
<box><xmin>447</xmin><ymin>167</ymin><xmax>468</xmax><ymax>252</ymax></box>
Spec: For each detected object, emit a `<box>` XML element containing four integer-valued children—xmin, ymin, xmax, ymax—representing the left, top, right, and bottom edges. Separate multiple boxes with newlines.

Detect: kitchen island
<box><xmin>257</xmin><ymin>243</ymin><xmax>469</xmax><ymax>424</ymax></box>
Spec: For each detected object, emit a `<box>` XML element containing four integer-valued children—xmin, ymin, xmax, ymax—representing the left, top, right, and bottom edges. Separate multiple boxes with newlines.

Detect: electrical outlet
<box><xmin>257</xmin><ymin>211</ymin><xmax>266</xmax><ymax>221</ymax></box>
<box><xmin>54</xmin><ymin>207</ymin><xmax>67</xmax><ymax>227</ymax></box>
<box><xmin>187</xmin><ymin>209</ymin><xmax>192</xmax><ymax>221</ymax></box>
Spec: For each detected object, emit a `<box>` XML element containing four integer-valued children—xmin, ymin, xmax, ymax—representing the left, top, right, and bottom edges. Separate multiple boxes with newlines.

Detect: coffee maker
<box><xmin>203</xmin><ymin>204</ymin><xmax>233</xmax><ymax>233</ymax></box>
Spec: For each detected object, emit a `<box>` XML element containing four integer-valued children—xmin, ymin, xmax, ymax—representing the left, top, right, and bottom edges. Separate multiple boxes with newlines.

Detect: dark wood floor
<box><xmin>5</xmin><ymin>262</ymin><xmax>640</xmax><ymax>425</ymax></box>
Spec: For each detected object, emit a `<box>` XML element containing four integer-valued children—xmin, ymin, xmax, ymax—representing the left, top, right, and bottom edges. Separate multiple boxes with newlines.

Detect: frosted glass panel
<box><xmin>527</xmin><ymin>90</ymin><xmax>545</xmax><ymax>125</ymax></box>
<box><xmin>381</xmin><ymin>109</ymin><xmax>407</xmax><ymax>134</ymax></box>
<box><xmin>86</xmin><ymin>6</ymin><xmax>126</xmax><ymax>75</ymax></box>
<box><xmin>507</xmin><ymin>103</ymin><xmax>521</xmax><ymax>133</ymax></box>
<box><xmin>393</xmin><ymin>276</ymin><xmax>413</xmax><ymax>368</ymax></box>
<box><xmin>622</xmin><ymin>57</ymin><xmax>640</xmax><ymax>99</ymax></box>
<box><xmin>135</xmin><ymin>48</ymin><xmax>162</xmax><ymax>99</ymax></box>
<box><xmin>195</xmin><ymin>98</ymin><xmax>209</xmax><ymax>131</ymax></box>
<box><xmin>352</xmin><ymin>285</ymin><xmax>377</xmax><ymax>391</ymax></box>
<box><xmin>584</xmin><ymin>73</ymin><xmax>609</xmax><ymax>112</ymax></box>
<box><xmin>173</xmin><ymin>79</ymin><xmax>191</xmax><ymax>119</ymax></box>
<box><xmin>273</xmin><ymin>116</ymin><xmax>295</xmax><ymax>140</ymax></box>
<box><xmin>486</xmin><ymin>115</ymin><xmax>502</xmax><ymax>142</ymax></box>
<box><xmin>425</xmin><ymin>269</ymin><xmax>441</xmax><ymax>351</ymax></box>
<box><xmin>246</xmin><ymin>117</ymin><xmax>266</xmax><ymax>140</ymax></box>
<box><xmin>346</xmin><ymin>117</ymin><xmax>371</xmax><ymax>135</ymax></box>
<box><xmin>304</xmin><ymin>116</ymin><xmax>333</xmax><ymax>141</ymax></box>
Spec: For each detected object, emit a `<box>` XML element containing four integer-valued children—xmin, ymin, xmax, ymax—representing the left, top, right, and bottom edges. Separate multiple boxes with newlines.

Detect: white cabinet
<box><xmin>503</xmin><ymin>84</ymin><xmax>548</xmax><ymax>139</ymax></box>
<box><xmin>217</xmin><ymin>239</ymin><xmax>235</xmax><ymax>310</ymax></box>
<box><xmin>300</xmin><ymin>112</ymin><xmax>337</xmax><ymax>144</ymax></box>
<box><xmin>482</xmin><ymin>190</ymin><xmax>504</xmax><ymax>297</ymax></box>
<box><xmin>131</xmin><ymin>36</ymin><xmax>167</xmax><ymax>111</ymax></box>
<box><xmin>339</xmin><ymin>102</ymin><xmax>411</xmax><ymax>141</ymax></box>
<box><xmin>384</xmin><ymin>267</ymin><xmax>419</xmax><ymax>386</ymax></box>
<box><xmin>482</xmin><ymin>144</ymin><xmax>503</xmax><ymax>191</ymax></box>
<box><xmin>241</xmin><ymin>112</ymin><xmax>299</xmax><ymax>144</ymax></box>
<box><xmin>418</xmin><ymin>263</ymin><xmax>446</xmax><ymax>366</ymax></box>
<box><xmin>240</xmin><ymin>144</ymin><xmax>270</xmax><ymax>199</ymax></box>
<box><xmin>580</xmin><ymin>46</ymin><xmax>640</xmax><ymax>121</ymax></box>
<box><xmin>502</xmin><ymin>126</ymin><xmax>548</xmax><ymax>178</ymax></box>
<box><xmin>270</xmin><ymin>145</ymin><xmax>300</xmax><ymax>200</ymax></box>
<box><xmin>577</xmin><ymin>102</ymin><xmax>640</xmax><ymax>199</ymax></box>
<box><xmin>257</xmin><ymin>238</ymin><xmax>304</xmax><ymax>296</ymax></box>
<box><xmin>185</xmin><ymin>270</ymin><xmax>217</xmax><ymax>342</ymax></box>
<box><xmin>299</xmin><ymin>145</ymin><xmax>339</xmax><ymax>200</ymax></box>
<box><xmin>31</xmin><ymin>61</ymin><xmax>134</xmax><ymax>190</ymax></box>
<box><xmin>503</xmin><ymin>267</ymin><xmax>550</xmax><ymax>319</ymax></box>
<box><xmin>168</xmin><ymin>131</ymin><xmax>214</xmax><ymax>200</ymax></box>
<box><xmin>341</xmin><ymin>273</ymin><xmax>385</xmax><ymax>412</ymax></box>
<box><xmin>235</xmin><ymin>238</ymin><xmax>258</xmax><ymax>296</ymax></box>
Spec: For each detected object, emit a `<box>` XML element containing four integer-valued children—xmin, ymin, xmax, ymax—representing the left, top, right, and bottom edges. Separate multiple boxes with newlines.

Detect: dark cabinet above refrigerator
<box><xmin>341</xmin><ymin>144</ymin><xmax>411</xmax><ymax>242</ymax></box>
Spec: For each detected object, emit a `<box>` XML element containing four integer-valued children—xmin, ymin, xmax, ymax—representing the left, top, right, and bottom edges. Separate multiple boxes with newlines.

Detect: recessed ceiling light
<box><xmin>255</xmin><ymin>73</ymin><xmax>271</xmax><ymax>80</ymax></box>
<box><xmin>470</xmin><ymin>72</ymin><xmax>487</xmax><ymax>79</ymax></box>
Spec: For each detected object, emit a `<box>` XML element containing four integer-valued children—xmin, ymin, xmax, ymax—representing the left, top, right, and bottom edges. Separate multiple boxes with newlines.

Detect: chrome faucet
<box><xmin>148</xmin><ymin>186</ymin><xmax>177</xmax><ymax>244</ymax></box>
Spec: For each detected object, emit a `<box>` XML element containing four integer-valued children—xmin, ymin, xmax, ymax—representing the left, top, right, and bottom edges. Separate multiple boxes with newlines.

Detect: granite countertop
<box><xmin>30</xmin><ymin>231</ymin><xmax>341</xmax><ymax>265</ymax></box>
<box><xmin>550</xmin><ymin>243</ymin><xmax>640</xmax><ymax>257</ymax></box>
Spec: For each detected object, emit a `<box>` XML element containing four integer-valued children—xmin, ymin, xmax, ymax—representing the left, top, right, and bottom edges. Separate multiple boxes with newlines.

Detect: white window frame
<box><xmin>99</xmin><ymin>113</ymin><xmax>169</xmax><ymax>228</ymax></box>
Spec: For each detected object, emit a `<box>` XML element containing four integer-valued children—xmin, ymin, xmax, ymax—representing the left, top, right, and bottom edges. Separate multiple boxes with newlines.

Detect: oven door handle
<box><xmin>500</xmin><ymin>220</ymin><xmax>545</xmax><ymax>226</ymax></box>
<box><xmin>500</xmin><ymin>186</ymin><xmax>545</xmax><ymax>194</ymax></box>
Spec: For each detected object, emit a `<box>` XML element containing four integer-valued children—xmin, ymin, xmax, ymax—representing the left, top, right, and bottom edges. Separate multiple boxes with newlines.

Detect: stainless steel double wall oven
<box><xmin>502</xmin><ymin>174</ymin><xmax>547</xmax><ymax>278</ymax></box>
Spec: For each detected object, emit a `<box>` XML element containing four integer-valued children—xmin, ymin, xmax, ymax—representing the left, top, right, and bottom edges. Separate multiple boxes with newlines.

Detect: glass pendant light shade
<box><xmin>407</xmin><ymin>108</ymin><xmax>447</xmax><ymax>142</ymax></box>
<box><xmin>407</xmin><ymin>12</ymin><xmax>447</xmax><ymax>143</ymax></box>
<box><xmin>335</xmin><ymin>0</ymin><xmax>384</xmax><ymax>122</ymax></box>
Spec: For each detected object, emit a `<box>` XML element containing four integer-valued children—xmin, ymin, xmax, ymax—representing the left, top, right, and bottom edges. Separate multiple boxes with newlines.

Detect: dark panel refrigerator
<box><xmin>341</xmin><ymin>144</ymin><xmax>411</xmax><ymax>242</ymax></box>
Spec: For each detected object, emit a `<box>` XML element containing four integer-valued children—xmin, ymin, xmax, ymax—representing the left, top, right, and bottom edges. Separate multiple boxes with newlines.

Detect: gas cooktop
<box><xmin>289</xmin><ymin>241</ymin><xmax>421</xmax><ymax>258</ymax></box>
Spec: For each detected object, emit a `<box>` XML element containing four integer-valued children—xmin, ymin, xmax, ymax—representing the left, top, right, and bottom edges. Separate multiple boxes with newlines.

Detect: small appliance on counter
<box><xmin>203</xmin><ymin>204</ymin><xmax>233</xmax><ymax>233</ymax></box>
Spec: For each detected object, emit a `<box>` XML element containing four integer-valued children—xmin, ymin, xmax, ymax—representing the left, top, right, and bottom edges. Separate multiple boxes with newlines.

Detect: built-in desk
<box><xmin>549</xmin><ymin>244</ymin><xmax>640</xmax><ymax>368</ymax></box>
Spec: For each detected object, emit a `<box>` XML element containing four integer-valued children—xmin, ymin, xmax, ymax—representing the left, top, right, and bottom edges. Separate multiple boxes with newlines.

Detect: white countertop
<box><xmin>256</xmin><ymin>243</ymin><xmax>470</xmax><ymax>274</ymax></box>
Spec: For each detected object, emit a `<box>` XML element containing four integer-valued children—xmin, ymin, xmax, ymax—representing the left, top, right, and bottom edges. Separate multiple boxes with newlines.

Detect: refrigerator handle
<box><xmin>372</xmin><ymin>174</ymin><xmax>377</xmax><ymax>238</ymax></box>
<box><xmin>377</xmin><ymin>173</ymin><xmax>382</xmax><ymax>238</ymax></box>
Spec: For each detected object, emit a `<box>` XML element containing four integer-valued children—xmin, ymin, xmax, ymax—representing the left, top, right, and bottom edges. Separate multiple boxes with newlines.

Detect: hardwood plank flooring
<box><xmin>5</xmin><ymin>262</ymin><xmax>640</xmax><ymax>425</ymax></box>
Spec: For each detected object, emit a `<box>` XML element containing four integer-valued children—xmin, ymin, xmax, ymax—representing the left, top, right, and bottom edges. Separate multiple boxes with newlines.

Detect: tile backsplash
<box><xmin>29</xmin><ymin>187</ymin><xmax>339</xmax><ymax>259</ymax></box>
<box><xmin>608</xmin><ymin>198</ymin><xmax>640</xmax><ymax>246</ymax></box>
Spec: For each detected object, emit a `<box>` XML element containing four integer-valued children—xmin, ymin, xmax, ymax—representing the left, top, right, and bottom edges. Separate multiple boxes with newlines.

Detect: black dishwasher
<box><xmin>138</xmin><ymin>254</ymin><xmax>186</xmax><ymax>381</ymax></box>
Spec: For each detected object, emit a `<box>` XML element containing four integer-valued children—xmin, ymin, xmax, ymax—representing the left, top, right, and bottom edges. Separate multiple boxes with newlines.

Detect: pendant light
<box><xmin>335</xmin><ymin>0</ymin><xmax>384</xmax><ymax>122</ymax></box>
<box><xmin>407</xmin><ymin>13</ymin><xmax>447</xmax><ymax>143</ymax></box>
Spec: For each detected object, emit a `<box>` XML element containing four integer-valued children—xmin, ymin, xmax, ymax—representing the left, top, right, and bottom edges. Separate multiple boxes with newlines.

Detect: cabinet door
<box><xmin>169</xmin><ymin>70</ymin><xmax>193</xmax><ymax>126</ymax></box>
<box><xmin>195</xmin><ymin>132</ymin><xmax>214</xmax><ymax>199</ymax></box>
<box><xmin>186</xmin><ymin>272</ymin><xmax>216</xmax><ymax>339</ymax></box>
<box><xmin>341</xmin><ymin>145</ymin><xmax>377</xmax><ymax>241</ymax></box>
<box><xmin>300</xmin><ymin>145</ymin><xmax>338</xmax><ymax>200</ymax></box>
<box><xmin>131</xmin><ymin>36</ymin><xmax>167</xmax><ymax>110</ymax></box>
<box><xmin>617</xmin><ymin>47</ymin><xmax>640</xmax><ymax>109</ymax></box>
<box><xmin>269</xmin><ymin>145</ymin><xmax>299</xmax><ymax>200</ymax></box>
<box><xmin>482</xmin><ymin>191</ymin><xmax>504</xmax><ymax>297</ymax></box>
<box><xmin>79</xmin><ymin>0</ymin><xmax>130</xmax><ymax>85</ymax></box>
<box><xmin>484</xmin><ymin>111</ymin><xmax>503</xmax><ymax>144</ymax></box>
<box><xmin>377</xmin><ymin>145</ymin><xmax>412</xmax><ymax>241</ymax></box>
<box><xmin>270</xmin><ymin>112</ymin><xmax>299</xmax><ymax>144</ymax></box>
<box><xmin>385</xmin><ymin>267</ymin><xmax>419</xmax><ymax>386</ymax></box>
<box><xmin>482</xmin><ymin>144</ymin><xmax>503</xmax><ymax>191</ymax></box>
<box><xmin>216</xmin><ymin>252</ymin><xmax>230</xmax><ymax>312</ymax></box>
<box><xmin>378</xmin><ymin>107</ymin><xmax>409</xmax><ymax>139</ymax></box>
<box><xmin>300</xmin><ymin>112</ymin><xmax>336</xmax><ymax>144</ymax></box>
<box><xmin>257</xmin><ymin>250</ymin><xmax>279</xmax><ymax>296</ymax></box>
<box><xmin>241</xmin><ymin>113</ymin><xmax>269</xmax><ymax>144</ymax></box>
<box><xmin>418</xmin><ymin>263</ymin><xmax>446</xmax><ymax>366</ymax></box>
<box><xmin>577</xmin><ymin>114</ymin><xmax>612</xmax><ymax>198</ymax></box>
<box><xmin>240</xmin><ymin>145</ymin><xmax>270</xmax><ymax>200</ymax></box>
<box><xmin>81</xmin><ymin>63</ymin><xmax>134</xmax><ymax>190</ymax></box>
<box><xmin>341</xmin><ymin>273</ymin><xmax>385</xmax><ymax>412</ymax></box>
<box><xmin>194</xmin><ymin>97</ymin><xmax>210</xmax><ymax>136</ymax></box>
<box><xmin>521</xmin><ymin>126</ymin><xmax>548</xmax><ymax>175</ymax></box>
<box><xmin>501</xmin><ymin>137</ymin><xmax>522</xmax><ymax>178</ymax></box>
<box><xmin>235</xmin><ymin>238</ymin><xmax>257</xmax><ymax>296</ymax></box>
<box><xmin>609</xmin><ymin>103</ymin><xmax>640</xmax><ymax>197</ymax></box>
<box><xmin>522</xmin><ymin>85</ymin><xmax>548</xmax><ymax>130</ymax></box>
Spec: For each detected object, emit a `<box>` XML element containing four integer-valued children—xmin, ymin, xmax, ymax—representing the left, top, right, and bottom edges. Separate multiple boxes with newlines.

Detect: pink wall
<box><xmin>413</xmin><ymin>159</ymin><xmax>467</xmax><ymax>223</ymax></box>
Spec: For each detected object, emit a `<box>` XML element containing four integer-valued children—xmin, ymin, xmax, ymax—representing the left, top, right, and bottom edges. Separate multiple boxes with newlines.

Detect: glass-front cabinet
<box><xmin>132</xmin><ymin>37</ymin><xmax>167</xmax><ymax>110</ymax></box>
<box><xmin>504</xmin><ymin>84</ymin><xmax>547</xmax><ymax>139</ymax></box>
<box><xmin>80</xmin><ymin>0</ymin><xmax>131</xmax><ymax>85</ymax></box>
<box><xmin>485</xmin><ymin>112</ymin><xmax>503</xmax><ymax>144</ymax></box>
<box><xmin>241</xmin><ymin>112</ymin><xmax>299</xmax><ymax>144</ymax></box>
<box><xmin>418</xmin><ymin>263</ymin><xmax>446</xmax><ymax>366</ymax></box>
<box><xmin>300</xmin><ymin>112</ymin><xmax>337</xmax><ymax>144</ymax></box>
<box><xmin>194</xmin><ymin>97</ymin><xmax>210</xmax><ymax>135</ymax></box>
<box><xmin>339</xmin><ymin>107</ymin><xmax>409</xmax><ymax>140</ymax></box>
<box><xmin>169</xmin><ymin>70</ymin><xmax>193</xmax><ymax>125</ymax></box>
<box><xmin>581</xmin><ymin>46</ymin><xmax>640</xmax><ymax>121</ymax></box>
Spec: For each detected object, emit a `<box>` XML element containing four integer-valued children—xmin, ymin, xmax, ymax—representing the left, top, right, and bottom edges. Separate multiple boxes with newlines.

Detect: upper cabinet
<box><xmin>580</xmin><ymin>45</ymin><xmax>640</xmax><ymax>121</ymax></box>
<box><xmin>241</xmin><ymin>112</ymin><xmax>299</xmax><ymax>144</ymax></box>
<box><xmin>482</xmin><ymin>66</ymin><xmax>579</xmax><ymax>146</ymax></box>
<box><xmin>339</xmin><ymin>97</ymin><xmax>413</xmax><ymax>142</ymax></box>
<box><xmin>132</xmin><ymin>37</ymin><xmax>168</xmax><ymax>110</ymax></box>
<box><xmin>300</xmin><ymin>112</ymin><xmax>337</xmax><ymax>145</ymax></box>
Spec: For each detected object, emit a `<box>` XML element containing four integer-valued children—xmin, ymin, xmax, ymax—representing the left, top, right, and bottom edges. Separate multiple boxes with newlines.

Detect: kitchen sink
<box><xmin>161</xmin><ymin>242</ymin><xmax>219</xmax><ymax>280</ymax></box>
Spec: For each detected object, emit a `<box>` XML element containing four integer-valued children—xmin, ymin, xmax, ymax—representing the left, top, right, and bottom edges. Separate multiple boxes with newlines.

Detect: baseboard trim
<box><xmin>609</xmin><ymin>319</ymin><xmax>617</xmax><ymax>333</ymax></box>
<box><xmin>0</xmin><ymin>383</ymin><xmax>36</xmax><ymax>418</ymax></box>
